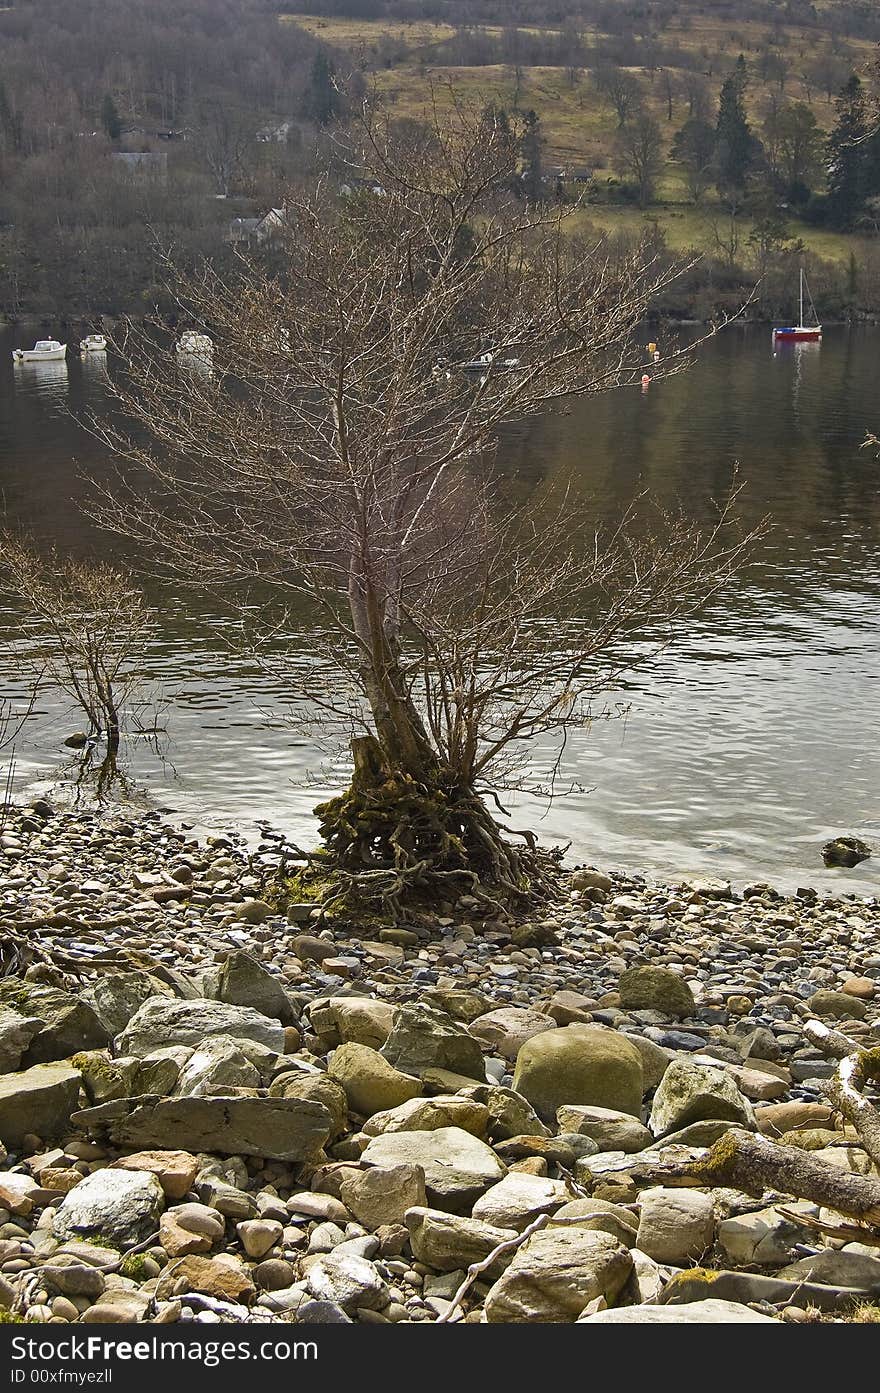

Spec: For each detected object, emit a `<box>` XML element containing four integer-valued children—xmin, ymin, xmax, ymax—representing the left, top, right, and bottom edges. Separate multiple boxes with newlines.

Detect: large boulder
<box><xmin>52</xmin><ymin>1169</ymin><xmax>164</xmax><ymax>1247</ymax></box>
<box><xmin>328</xmin><ymin>1043</ymin><xmax>422</xmax><ymax>1118</ymax></box>
<box><xmin>0</xmin><ymin>1006</ymin><xmax>43</xmax><ymax>1073</ymax></box>
<box><xmin>405</xmin><ymin>1207</ymin><xmax>517</xmax><ymax>1275</ymax></box>
<box><xmin>635</xmin><ymin>1186</ymin><xmax>715</xmax><ymax>1264</ymax></box>
<box><xmin>484</xmin><ymin>1227</ymin><xmax>632</xmax><ymax>1322</ymax></box>
<box><xmin>579</xmin><ymin>1300</ymin><xmax>779</xmax><ymax>1324</ymax></box>
<box><xmin>305</xmin><ymin>1250</ymin><xmax>388</xmax><ymax>1314</ymax></box>
<box><xmin>216</xmin><ymin>951</ymin><xmax>296</xmax><ymax>1025</ymax></box>
<box><xmin>0</xmin><ymin>1063</ymin><xmax>82</xmax><ymax>1147</ymax></box>
<box><xmin>339</xmin><ymin>1163</ymin><xmax>426</xmax><ymax>1229</ymax></box>
<box><xmin>618</xmin><ymin>967</ymin><xmax>696</xmax><ymax>1020</ymax></box>
<box><xmin>172</xmin><ymin>1036</ymin><xmax>262</xmax><ymax>1096</ymax></box>
<box><xmin>512</xmin><ymin>1025</ymin><xmax>644</xmax><ymax>1123</ymax></box>
<box><xmin>115</xmin><ymin>998</ymin><xmax>285</xmax><ymax>1057</ymax></box>
<box><xmin>458</xmin><ymin>1085</ymin><xmax>549</xmax><ymax>1141</ymax></box>
<box><xmin>74</xmin><ymin>1095</ymin><xmax>331</xmax><ymax>1161</ymax></box>
<box><xmin>0</xmin><ymin>982</ymin><xmax>109</xmax><ymax>1065</ymax></box>
<box><xmin>471</xmin><ymin>1172</ymin><xmax>569</xmax><ymax>1232</ymax></box>
<box><xmin>556</xmin><ymin>1105</ymin><xmax>652</xmax><ymax>1154</ymax></box>
<box><xmin>468</xmin><ymin>1007</ymin><xmax>557</xmax><ymax>1062</ymax></box>
<box><xmin>269</xmin><ymin>1072</ymin><xmax>348</xmax><ymax>1139</ymax></box>
<box><xmin>308</xmin><ymin>998</ymin><xmax>396</xmax><ymax>1050</ymax></box>
<box><xmin>649</xmin><ymin>1059</ymin><xmax>755</xmax><ymax>1137</ymax></box>
<box><xmin>362</xmin><ymin>1094</ymin><xmax>489</xmax><ymax>1138</ymax></box>
<box><xmin>380</xmin><ymin>1005</ymin><xmax>486</xmax><ymax>1082</ymax></box>
<box><xmin>80</xmin><ymin>974</ymin><xmax>169</xmax><ymax>1036</ymax></box>
<box><xmin>360</xmin><ymin>1126</ymin><xmax>505</xmax><ymax>1212</ymax></box>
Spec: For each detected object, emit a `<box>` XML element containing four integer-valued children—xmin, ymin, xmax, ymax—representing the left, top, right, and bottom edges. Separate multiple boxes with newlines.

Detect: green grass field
<box><xmin>281</xmin><ymin>13</ymin><xmax>877</xmax><ymax>267</ymax></box>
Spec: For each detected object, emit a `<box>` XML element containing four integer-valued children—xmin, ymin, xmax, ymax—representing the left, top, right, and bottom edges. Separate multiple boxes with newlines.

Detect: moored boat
<box><xmin>12</xmin><ymin>339</ymin><xmax>67</xmax><ymax>363</ymax></box>
<box><xmin>773</xmin><ymin>269</ymin><xmax>822</xmax><ymax>343</ymax></box>
<box><xmin>80</xmin><ymin>333</ymin><xmax>107</xmax><ymax>353</ymax></box>
<box><xmin>176</xmin><ymin>331</ymin><xmax>214</xmax><ymax>357</ymax></box>
<box><xmin>460</xmin><ymin>349</ymin><xmax>520</xmax><ymax>372</ymax></box>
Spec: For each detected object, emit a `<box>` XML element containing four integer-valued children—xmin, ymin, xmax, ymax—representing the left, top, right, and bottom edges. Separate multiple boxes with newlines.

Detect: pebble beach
<box><xmin>0</xmin><ymin>800</ymin><xmax>878</xmax><ymax>1325</ymax></box>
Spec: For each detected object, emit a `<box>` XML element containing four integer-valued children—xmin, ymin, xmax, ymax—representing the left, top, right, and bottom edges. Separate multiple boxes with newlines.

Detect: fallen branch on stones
<box><xmin>436</xmin><ymin>1213</ymin><xmax>551</xmax><ymax>1324</ymax></box>
<box><xmin>804</xmin><ymin>1017</ymin><xmax>880</xmax><ymax>1169</ymax></box>
<box><xmin>635</xmin><ymin>1129</ymin><xmax>880</xmax><ymax>1225</ymax></box>
<box><xmin>776</xmin><ymin>1207</ymin><xmax>880</xmax><ymax>1246</ymax></box>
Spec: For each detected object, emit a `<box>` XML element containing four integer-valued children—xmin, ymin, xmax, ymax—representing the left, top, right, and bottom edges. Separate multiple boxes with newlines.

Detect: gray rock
<box><xmin>649</xmin><ymin>1058</ymin><xmax>755</xmax><ymax>1136</ymax></box>
<box><xmin>779</xmin><ymin>1249</ymin><xmax>880</xmax><ymax>1292</ymax></box>
<box><xmin>115</xmin><ymin>998</ymin><xmax>285</xmax><ymax>1057</ymax></box>
<box><xmin>468</xmin><ymin>1007</ymin><xmax>557</xmax><ymax>1061</ymax></box>
<box><xmin>579</xmin><ymin>1299</ymin><xmax>779</xmax><ymax>1324</ymax></box>
<box><xmin>362</xmin><ymin>1094</ymin><xmax>489</xmax><ymax>1138</ymax></box>
<box><xmin>173</xmin><ymin>1036</ymin><xmax>261</xmax><ymax>1096</ymax></box>
<box><xmin>80</xmin><ymin>974</ymin><xmax>168</xmax><ymax>1036</ymax></box>
<box><xmin>0</xmin><ymin>1006</ymin><xmax>43</xmax><ymax>1073</ymax></box>
<box><xmin>217</xmin><ymin>951</ymin><xmax>296</xmax><ymax>1025</ymax></box>
<box><xmin>339</xmin><ymin>1163</ymin><xmax>426</xmax><ymax>1229</ymax></box>
<box><xmin>360</xmin><ymin>1126</ymin><xmax>505</xmax><ymax>1212</ymax></box>
<box><xmin>458</xmin><ymin>1085</ymin><xmax>549</xmax><ymax>1141</ymax></box>
<box><xmin>305</xmin><ymin>1249</ymin><xmax>388</xmax><ymax>1313</ymax></box>
<box><xmin>75</xmin><ymin>1095</ymin><xmax>331</xmax><ymax>1161</ymax></box>
<box><xmin>484</xmin><ymin>1227</ymin><xmax>632</xmax><ymax>1322</ymax></box>
<box><xmin>556</xmin><ymin>1105</ymin><xmax>652</xmax><ymax>1154</ymax></box>
<box><xmin>380</xmin><ymin>1005</ymin><xmax>486</xmax><ymax>1081</ymax></box>
<box><xmin>717</xmin><ymin>1204</ymin><xmax>816</xmax><ymax>1266</ymax></box>
<box><xmin>512</xmin><ymin>1025</ymin><xmax>644</xmax><ymax>1123</ymax></box>
<box><xmin>618</xmin><ymin>966</ymin><xmax>696</xmax><ymax>1019</ymax></box>
<box><xmin>0</xmin><ymin>982</ymin><xmax>109</xmax><ymax>1065</ymax></box>
<box><xmin>471</xmin><ymin>1172</ymin><xmax>569</xmax><ymax>1232</ymax></box>
<box><xmin>405</xmin><ymin>1206</ymin><xmax>517</xmax><ymax>1274</ymax></box>
<box><xmin>52</xmin><ymin>1169</ymin><xmax>164</xmax><ymax>1247</ymax></box>
<box><xmin>0</xmin><ymin>1063</ymin><xmax>82</xmax><ymax>1147</ymax></box>
<box><xmin>635</xmin><ymin>1186</ymin><xmax>715</xmax><ymax>1265</ymax></box>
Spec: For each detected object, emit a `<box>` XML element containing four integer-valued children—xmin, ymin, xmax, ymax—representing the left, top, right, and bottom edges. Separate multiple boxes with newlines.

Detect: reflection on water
<box><xmin>11</xmin><ymin>360</ymin><xmax>69</xmax><ymax>412</ymax></box>
<box><xmin>0</xmin><ymin>324</ymin><xmax>878</xmax><ymax>894</ymax></box>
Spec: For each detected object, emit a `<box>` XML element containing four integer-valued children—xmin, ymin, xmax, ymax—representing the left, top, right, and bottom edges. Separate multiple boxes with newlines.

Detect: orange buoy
<box><xmin>647</xmin><ymin>341</ymin><xmax>657</xmax><ymax>355</ymax></box>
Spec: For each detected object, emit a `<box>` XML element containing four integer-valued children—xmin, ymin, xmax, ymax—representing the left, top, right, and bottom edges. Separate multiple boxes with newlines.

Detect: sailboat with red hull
<box><xmin>772</xmin><ymin>268</ymin><xmax>822</xmax><ymax>343</ymax></box>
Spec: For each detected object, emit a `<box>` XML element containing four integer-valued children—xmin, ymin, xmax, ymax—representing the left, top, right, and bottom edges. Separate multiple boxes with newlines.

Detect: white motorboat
<box><xmin>176</xmin><ymin>331</ymin><xmax>214</xmax><ymax>358</ymax></box>
<box><xmin>80</xmin><ymin>334</ymin><xmax>107</xmax><ymax>353</ymax></box>
<box><xmin>460</xmin><ymin>349</ymin><xmax>520</xmax><ymax>372</ymax></box>
<box><xmin>12</xmin><ymin>339</ymin><xmax>67</xmax><ymax>363</ymax></box>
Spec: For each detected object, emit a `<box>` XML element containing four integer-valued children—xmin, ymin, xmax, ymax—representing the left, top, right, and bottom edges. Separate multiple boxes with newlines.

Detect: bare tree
<box><xmin>97</xmin><ymin>100</ymin><xmax>754</xmax><ymax>920</ymax></box>
<box><xmin>199</xmin><ymin>101</ymin><xmax>252</xmax><ymax>198</ymax></box>
<box><xmin>0</xmin><ymin>536</ymin><xmax>154</xmax><ymax>766</ymax></box>
<box><xmin>617</xmin><ymin>112</ymin><xmax>664</xmax><ymax>207</ymax></box>
<box><xmin>594</xmin><ymin>63</ymin><xmax>642</xmax><ymax>128</ymax></box>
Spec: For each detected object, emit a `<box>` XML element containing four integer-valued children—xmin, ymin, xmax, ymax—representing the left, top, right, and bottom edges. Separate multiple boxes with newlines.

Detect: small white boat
<box><xmin>460</xmin><ymin>350</ymin><xmax>520</xmax><ymax>372</ymax></box>
<box><xmin>12</xmin><ymin>339</ymin><xmax>67</xmax><ymax>363</ymax></box>
<box><xmin>80</xmin><ymin>334</ymin><xmax>107</xmax><ymax>353</ymax></box>
<box><xmin>176</xmin><ymin>331</ymin><xmax>214</xmax><ymax>358</ymax></box>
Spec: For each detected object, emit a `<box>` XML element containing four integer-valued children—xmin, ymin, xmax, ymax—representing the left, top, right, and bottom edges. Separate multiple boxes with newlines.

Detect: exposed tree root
<box><xmin>285</xmin><ymin>737</ymin><xmax>565</xmax><ymax>926</ymax></box>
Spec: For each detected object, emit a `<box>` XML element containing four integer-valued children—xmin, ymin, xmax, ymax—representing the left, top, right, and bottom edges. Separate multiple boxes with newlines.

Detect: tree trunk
<box><xmin>635</xmin><ymin>1129</ymin><xmax>880</xmax><ymax>1225</ymax></box>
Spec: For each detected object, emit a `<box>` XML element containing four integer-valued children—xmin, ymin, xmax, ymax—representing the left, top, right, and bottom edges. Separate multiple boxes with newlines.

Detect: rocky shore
<box><xmin>0</xmin><ymin>801</ymin><xmax>878</xmax><ymax>1326</ymax></box>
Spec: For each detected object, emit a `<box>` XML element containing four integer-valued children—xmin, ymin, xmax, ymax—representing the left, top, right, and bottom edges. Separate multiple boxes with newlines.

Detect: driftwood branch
<box><xmin>635</xmin><ymin>1128</ymin><xmax>880</xmax><ymax>1225</ymax></box>
<box><xmin>437</xmin><ymin>1212</ymin><xmax>550</xmax><ymax>1323</ymax></box>
<box><xmin>805</xmin><ymin>1017</ymin><xmax>880</xmax><ymax>1169</ymax></box>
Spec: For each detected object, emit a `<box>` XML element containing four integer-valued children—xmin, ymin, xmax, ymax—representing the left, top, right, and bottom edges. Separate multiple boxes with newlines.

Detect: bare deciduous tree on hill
<box><xmin>98</xmin><ymin>100</ymin><xmax>754</xmax><ymax>922</ymax></box>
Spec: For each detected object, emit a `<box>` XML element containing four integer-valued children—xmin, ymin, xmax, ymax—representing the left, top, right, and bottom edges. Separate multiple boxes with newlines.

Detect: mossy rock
<box><xmin>618</xmin><ymin>966</ymin><xmax>696</xmax><ymax>1020</ymax></box>
<box><xmin>512</xmin><ymin>1025</ymin><xmax>644</xmax><ymax>1123</ymax></box>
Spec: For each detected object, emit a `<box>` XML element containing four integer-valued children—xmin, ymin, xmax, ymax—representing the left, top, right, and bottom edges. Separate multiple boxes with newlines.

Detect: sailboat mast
<box><xmin>799</xmin><ymin>268</ymin><xmax>804</xmax><ymax>328</ymax></box>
